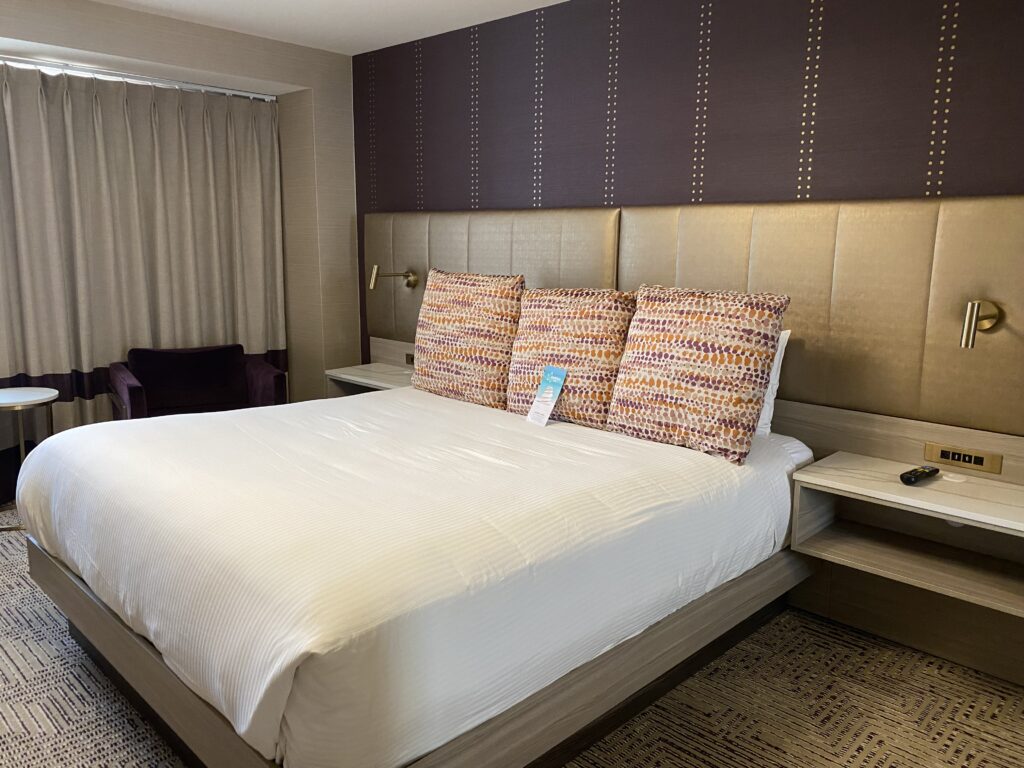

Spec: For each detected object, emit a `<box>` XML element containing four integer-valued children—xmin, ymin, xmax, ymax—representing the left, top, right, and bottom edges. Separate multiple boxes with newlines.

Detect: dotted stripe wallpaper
<box><xmin>353</xmin><ymin>0</ymin><xmax>1024</xmax><ymax>214</ymax></box>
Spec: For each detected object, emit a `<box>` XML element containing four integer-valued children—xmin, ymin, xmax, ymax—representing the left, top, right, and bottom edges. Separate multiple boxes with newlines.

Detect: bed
<box><xmin>18</xmin><ymin>386</ymin><xmax>812</xmax><ymax>768</ymax></box>
<box><xmin>15</xmin><ymin>194</ymin><xmax>1024</xmax><ymax>767</ymax></box>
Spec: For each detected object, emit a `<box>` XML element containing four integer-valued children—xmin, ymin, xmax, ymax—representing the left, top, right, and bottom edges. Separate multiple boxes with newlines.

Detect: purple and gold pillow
<box><xmin>507</xmin><ymin>288</ymin><xmax>636</xmax><ymax>428</ymax></box>
<box><xmin>606</xmin><ymin>286</ymin><xmax>790</xmax><ymax>464</ymax></box>
<box><xmin>411</xmin><ymin>269</ymin><xmax>526</xmax><ymax>409</ymax></box>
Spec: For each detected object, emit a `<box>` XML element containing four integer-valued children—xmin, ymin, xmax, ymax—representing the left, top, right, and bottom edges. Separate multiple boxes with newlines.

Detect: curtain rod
<box><xmin>0</xmin><ymin>54</ymin><xmax>277</xmax><ymax>102</ymax></box>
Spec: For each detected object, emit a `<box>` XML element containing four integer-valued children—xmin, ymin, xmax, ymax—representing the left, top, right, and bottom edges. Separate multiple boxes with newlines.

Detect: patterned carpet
<box><xmin>0</xmin><ymin>532</ymin><xmax>183</xmax><ymax>767</ymax></box>
<box><xmin>568</xmin><ymin>613</ymin><xmax>1024</xmax><ymax>768</ymax></box>
<box><xmin>1</xmin><ymin>530</ymin><xmax>1022</xmax><ymax>768</ymax></box>
<box><xmin>0</xmin><ymin>504</ymin><xmax>20</xmax><ymax>529</ymax></box>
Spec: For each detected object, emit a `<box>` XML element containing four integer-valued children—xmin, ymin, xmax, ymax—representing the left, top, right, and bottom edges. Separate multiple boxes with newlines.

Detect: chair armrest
<box><xmin>245</xmin><ymin>358</ymin><xmax>287</xmax><ymax>407</ymax></box>
<box><xmin>108</xmin><ymin>363</ymin><xmax>148</xmax><ymax>419</ymax></box>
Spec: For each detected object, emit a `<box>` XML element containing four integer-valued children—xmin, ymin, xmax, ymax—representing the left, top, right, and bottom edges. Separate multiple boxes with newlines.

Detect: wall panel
<box><xmin>354</xmin><ymin>0</ymin><xmax>1024</xmax><ymax>213</ymax></box>
<box><xmin>421</xmin><ymin>30</ymin><xmax>473</xmax><ymax>211</ymax></box>
<box><xmin>699</xmin><ymin>0</ymin><xmax>807</xmax><ymax>203</ymax></box>
<box><xmin>477</xmin><ymin>12</ymin><xmax>537</xmax><ymax>209</ymax></box>
<box><xmin>615</xmin><ymin>0</ymin><xmax>700</xmax><ymax>206</ymax></box>
<box><xmin>943</xmin><ymin>0</ymin><xmax>1024</xmax><ymax>196</ymax></box>
<box><xmin>540</xmin><ymin>0</ymin><xmax>611</xmax><ymax>208</ymax></box>
<box><xmin>811</xmin><ymin>0</ymin><xmax>941</xmax><ymax>200</ymax></box>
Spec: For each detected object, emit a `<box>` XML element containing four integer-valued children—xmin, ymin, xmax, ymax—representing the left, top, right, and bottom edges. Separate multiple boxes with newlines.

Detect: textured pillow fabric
<box><xmin>756</xmin><ymin>329</ymin><xmax>791</xmax><ymax>435</ymax></box>
<box><xmin>607</xmin><ymin>286</ymin><xmax>791</xmax><ymax>464</ymax></box>
<box><xmin>507</xmin><ymin>288</ymin><xmax>636</xmax><ymax>428</ymax></box>
<box><xmin>411</xmin><ymin>269</ymin><xmax>526</xmax><ymax>408</ymax></box>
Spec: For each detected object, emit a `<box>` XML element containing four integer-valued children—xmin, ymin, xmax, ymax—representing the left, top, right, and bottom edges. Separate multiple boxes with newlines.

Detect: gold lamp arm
<box><xmin>960</xmin><ymin>299</ymin><xmax>1001</xmax><ymax>349</ymax></box>
<box><xmin>368</xmin><ymin>265</ymin><xmax>419</xmax><ymax>290</ymax></box>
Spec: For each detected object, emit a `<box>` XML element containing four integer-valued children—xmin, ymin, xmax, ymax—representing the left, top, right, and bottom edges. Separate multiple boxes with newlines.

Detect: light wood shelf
<box><xmin>796</xmin><ymin>520</ymin><xmax>1024</xmax><ymax>619</ymax></box>
<box><xmin>793</xmin><ymin>452</ymin><xmax>1024</xmax><ymax>536</ymax></box>
<box><xmin>791</xmin><ymin>451</ymin><xmax>1024</xmax><ymax>619</ymax></box>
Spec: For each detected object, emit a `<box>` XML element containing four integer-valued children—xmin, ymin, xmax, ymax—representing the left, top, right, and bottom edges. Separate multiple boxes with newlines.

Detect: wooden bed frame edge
<box><xmin>27</xmin><ymin>537</ymin><xmax>811</xmax><ymax>768</ymax></box>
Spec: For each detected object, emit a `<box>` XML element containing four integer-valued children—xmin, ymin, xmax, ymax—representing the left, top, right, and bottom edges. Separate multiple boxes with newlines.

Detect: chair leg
<box><xmin>109</xmin><ymin>390</ymin><xmax>126</xmax><ymax>420</ymax></box>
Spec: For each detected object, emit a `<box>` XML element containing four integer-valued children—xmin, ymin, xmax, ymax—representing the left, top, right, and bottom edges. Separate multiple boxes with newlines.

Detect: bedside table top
<box><xmin>325</xmin><ymin>363</ymin><xmax>413</xmax><ymax>390</ymax></box>
<box><xmin>793</xmin><ymin>452</ymin><xmax>1024</xmax><ymax>537</ymax></box>
<box><xmin>0</xmin><ymin>387</ymin><xmax>59</xmax><ymax>409</ymax></box>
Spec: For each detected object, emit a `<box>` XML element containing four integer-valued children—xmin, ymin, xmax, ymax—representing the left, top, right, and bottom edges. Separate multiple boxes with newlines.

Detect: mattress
<box><xmin>18</xmin><ymin>387</ymin><xmax>812</xmax><ymax>768</ymax></box>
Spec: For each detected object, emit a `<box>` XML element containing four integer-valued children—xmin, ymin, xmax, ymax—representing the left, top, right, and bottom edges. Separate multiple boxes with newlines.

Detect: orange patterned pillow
<box><xmin>607</xmin><ymin>286</ymin><xmax>790</xmax><ymax>464</ymax></box>
<box><xmin>507</xmin><ymin>289</ymin><xmax>636</xmax><ymax>428</ymax></box>
<box><xmin>412</xmin><ymin>269</ymin><xmax>526</xmax><ymax>408</ymax></box>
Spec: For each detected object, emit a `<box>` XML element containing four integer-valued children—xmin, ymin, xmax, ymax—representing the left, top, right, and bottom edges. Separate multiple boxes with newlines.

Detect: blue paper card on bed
<box><xmin>526</xmin><ymin>366</ymin><xmax>567</xmax><ymax>426</ymax></box>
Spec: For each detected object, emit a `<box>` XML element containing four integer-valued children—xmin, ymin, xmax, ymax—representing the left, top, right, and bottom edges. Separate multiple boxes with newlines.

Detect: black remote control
<box><xmin>900</xmin><ymin>466</ymin><xmax>940</xmax><ymax>486</ymax></box>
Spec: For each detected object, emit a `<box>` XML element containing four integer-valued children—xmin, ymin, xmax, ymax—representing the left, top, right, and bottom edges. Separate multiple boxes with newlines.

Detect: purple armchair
<box><xmin>108</xmin><ymin>345</ymin><xmax>286</xmax><ymax>420</ymax></box>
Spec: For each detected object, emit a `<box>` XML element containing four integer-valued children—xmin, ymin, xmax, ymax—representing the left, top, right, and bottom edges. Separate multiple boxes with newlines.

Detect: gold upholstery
<box><xmin>619</xmin><ymin>197</ymin><xmax>1023</xmax><ymax>436</ymax></box>
<box><xmin>366</xmin><ymin>198</ymin><xmax>1024</xmax><ymax>436</ymax></box>
<box><xmin>922</xmin><ymin>198</ymin><xmax>1024</xmax><ymax>431</ymax></box>
<box><xmin>365</xmin><ymin>209</ymin><xmax>620</xmax><ymax>341</ymax></box>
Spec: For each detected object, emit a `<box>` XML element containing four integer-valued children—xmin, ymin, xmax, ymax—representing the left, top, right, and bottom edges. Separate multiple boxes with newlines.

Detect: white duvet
<box><xmin>18</xmin><ymin>387</ymin><xmax>811</xmax><ymax>768</ymax></box>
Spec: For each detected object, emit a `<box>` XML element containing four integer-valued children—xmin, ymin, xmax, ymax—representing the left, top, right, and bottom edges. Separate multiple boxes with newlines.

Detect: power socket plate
<box><xmin>924</xmin><ymin>441</ymin><xmax>1003</xmax><ymax>475</ymax></box>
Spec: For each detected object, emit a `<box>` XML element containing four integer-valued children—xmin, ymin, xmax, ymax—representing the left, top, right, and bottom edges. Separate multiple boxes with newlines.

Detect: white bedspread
<box><xmin>18</xmin><ymin>388</ymin><xmax>811</xmax><ymax>768</ymax></box>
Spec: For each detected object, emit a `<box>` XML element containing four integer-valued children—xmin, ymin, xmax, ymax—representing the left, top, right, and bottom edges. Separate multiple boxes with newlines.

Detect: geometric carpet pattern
<box><xmin>569</xmin><ymin>611</ymin><xmax>1024</xmax><ymax>768</ymax></box>
<box><xmin>1</xmin><ymin>529</ymin><xmax>1022</xmax><ymax>768</ymax></box>
<box><xmin>0</xmin><ymin>505</ymin><xmax>21</xmax><ymax>529</ymax></box>
<box><xmin>0</xmin><ymin>533</ymin><xmax>183</xmax><ymax>768</ymax></box>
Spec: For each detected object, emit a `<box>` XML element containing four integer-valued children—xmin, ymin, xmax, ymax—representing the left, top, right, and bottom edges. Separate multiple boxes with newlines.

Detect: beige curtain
<box><xmin>0</xmin><ymin>64</ymin><xmax>286</xmax><ymax>429</ymax></box>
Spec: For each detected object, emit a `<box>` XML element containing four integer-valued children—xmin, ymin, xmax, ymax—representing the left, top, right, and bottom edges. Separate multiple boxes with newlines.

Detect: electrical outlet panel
<box><xmin>924</xmin><ymin>442</ymin><xmax>1003</xmax><ymax>475</ymax></box>
<box><xmin>405</xmin><ymin>352</ymin><xmax>415</xmax><ymax>366</ymax></box>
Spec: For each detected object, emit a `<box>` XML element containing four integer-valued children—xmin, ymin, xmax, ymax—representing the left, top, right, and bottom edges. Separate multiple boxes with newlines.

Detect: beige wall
<box><xmin>0</xmin><ymin>0</ymin><xmax>360</xmax><ymax>401</ymax></box>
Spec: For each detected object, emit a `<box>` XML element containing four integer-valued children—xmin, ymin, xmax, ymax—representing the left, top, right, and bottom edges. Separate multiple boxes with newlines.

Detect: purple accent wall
<box><xmin>355</xmin><ymin>0</ymin><xmax>1024</xmax><ymax>213</ymax></box>
<box><xmin>353</xmin><ymin>0</ymin><xmax>1024</xmax><ymax>352</ymax></box>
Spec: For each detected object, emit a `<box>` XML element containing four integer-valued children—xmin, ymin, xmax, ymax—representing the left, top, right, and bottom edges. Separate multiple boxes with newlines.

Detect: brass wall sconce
<box><xmin>960</xmin><ymin>300</ymin><xmax>1002</xmax><ymax>349</ymax></box>
<box><xmin>368</xmin><ymin>264</ymin><xmax>419</xmax><ymax>290</ymax></box>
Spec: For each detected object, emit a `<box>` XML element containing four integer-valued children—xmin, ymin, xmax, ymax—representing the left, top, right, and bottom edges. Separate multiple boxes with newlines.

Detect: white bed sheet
<box><xmin>18</xmin><ymin>387</ymin><xmax>811</xmax><ymax>768</ymax></box>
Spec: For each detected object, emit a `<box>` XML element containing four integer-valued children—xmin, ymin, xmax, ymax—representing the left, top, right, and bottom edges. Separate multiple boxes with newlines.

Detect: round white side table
<box><xmin>1</xmin><ymin>387</ymin><xmax>59</xmax><ymax>529</ymax></box>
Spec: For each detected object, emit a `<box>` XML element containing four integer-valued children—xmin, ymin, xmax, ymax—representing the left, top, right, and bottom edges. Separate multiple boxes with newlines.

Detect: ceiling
<box><xmin>91</xmin><ymin>0</ymin><xmax>568</xmax><ymax>55</ymax></box>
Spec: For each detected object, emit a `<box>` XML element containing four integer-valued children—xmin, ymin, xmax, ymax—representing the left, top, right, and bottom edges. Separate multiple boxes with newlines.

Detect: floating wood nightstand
<box><xmin>792</xmin><ymin>452</ymin><xmax>1024</xmax><ymax>618</ymax></box>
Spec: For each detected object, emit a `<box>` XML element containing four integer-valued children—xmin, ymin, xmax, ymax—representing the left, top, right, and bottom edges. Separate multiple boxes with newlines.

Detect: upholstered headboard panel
<box><xmin>365</xmin><ymin>197</ymin><xmax>1023</xmax><ymax>436</ymax></box>
<box><xmin>618</xmin><ymin>197</ymin><xmax>1024</xmax><ymax>435</ymax></box>
<box><xmin>364</xmin><ymin>209</ymin><xmax>620</xmax><ymax>341</ymax></box>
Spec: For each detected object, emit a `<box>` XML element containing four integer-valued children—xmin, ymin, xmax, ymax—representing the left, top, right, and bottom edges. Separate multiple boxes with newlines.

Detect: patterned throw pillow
<box><xmin>507</xmin><ymin>288</ymin><xmax>637</xmax><ymax>428</ymax></box>
<box><xmin>607</xmin><ymin>286</ymin><xmax>791</xmax><ymax>464</ymax></box>
<box><xmin>411</xmin><ymin>269</ymin><xmax>526</xmax><ymax>408</ymax></box>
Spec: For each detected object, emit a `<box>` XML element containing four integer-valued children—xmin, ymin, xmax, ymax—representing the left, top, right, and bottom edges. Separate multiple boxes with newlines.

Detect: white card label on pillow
<box><xmin>526</xmin><ymin>366</ymin><xmax>567</xmax><ymax>426</ymax></box>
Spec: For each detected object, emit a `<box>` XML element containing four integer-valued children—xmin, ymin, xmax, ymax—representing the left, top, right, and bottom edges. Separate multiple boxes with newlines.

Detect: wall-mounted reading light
<box><xmin>368</xmin><ymin>264</ymin><xmax>419</xmax><ymax>290</ymax></box>
<box><xmin>960</xmin><ymin>299</ymin><xmax>1002</xmax><ymax>349</ymax></box>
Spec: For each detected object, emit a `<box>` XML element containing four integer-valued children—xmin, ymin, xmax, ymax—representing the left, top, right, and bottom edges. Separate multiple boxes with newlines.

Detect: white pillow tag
<box><xmin>526</xmin><ymin>366</ymin><xmax>567</xmax><ymax>426</ymax></box>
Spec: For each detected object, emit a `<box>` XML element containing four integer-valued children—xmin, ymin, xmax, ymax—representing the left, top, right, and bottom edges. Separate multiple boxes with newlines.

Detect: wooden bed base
<box><xmin>28</xmin><ymin>537</ymin><xmax>810</xmax><ymax>768</ymax></box>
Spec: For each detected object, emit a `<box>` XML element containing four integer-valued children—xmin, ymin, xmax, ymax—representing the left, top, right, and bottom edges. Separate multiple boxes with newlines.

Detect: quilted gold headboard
<box><xmin>364</xmin><ymin>209</ymin><xmax>620</xmax><ymax>341</ymax></box>
<box><xmin>364</xmin><ymin>196</ymin><xmax>1023</xmax><ymax>436</ymax></box>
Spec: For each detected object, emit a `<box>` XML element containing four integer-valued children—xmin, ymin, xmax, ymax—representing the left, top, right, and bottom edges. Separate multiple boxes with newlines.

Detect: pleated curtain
<box><xmin>0</xmin><ymin>64</ymin><xmax>286</xmax><ymax>428</ymax></box>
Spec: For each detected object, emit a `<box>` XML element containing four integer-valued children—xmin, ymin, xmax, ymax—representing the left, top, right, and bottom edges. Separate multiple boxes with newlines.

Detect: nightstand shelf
<box><xmin>798</xmin><ymin>520</ymin><xmax>1024</xmax><ymax>618</ymax></box>
<box><xmin>325</xmin><ymin>364</ymin><xmax>412</xmax><ymax>395</ymax></box>
<box><xmin>792</xmin><ymin>452</ymin><xmax>1024</xmax><ymax>619</ymax></box>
